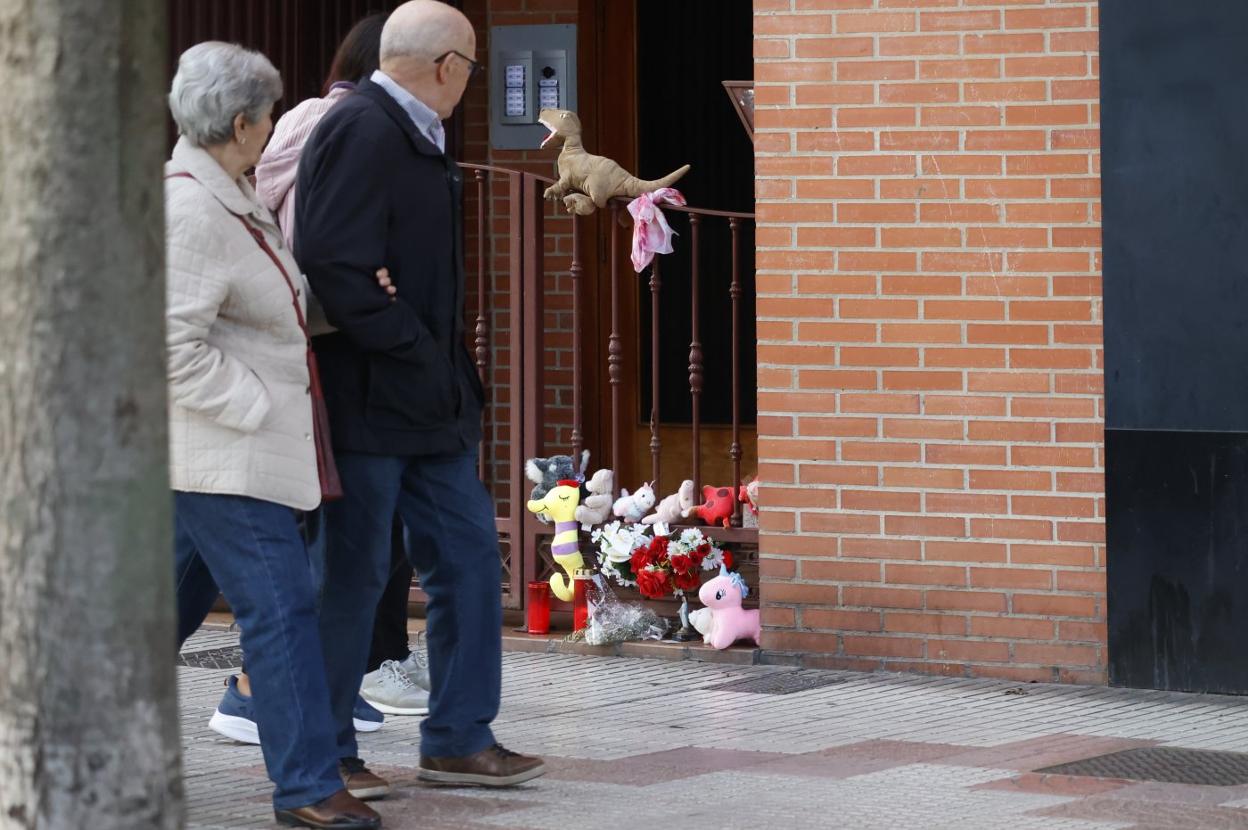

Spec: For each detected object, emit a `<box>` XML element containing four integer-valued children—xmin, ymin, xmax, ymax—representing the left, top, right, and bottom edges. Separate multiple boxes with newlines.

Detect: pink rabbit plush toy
<box><xmin>696</xmin><ymin>566</ymin><xmax>761</xmax><ymax>649</ymax></box>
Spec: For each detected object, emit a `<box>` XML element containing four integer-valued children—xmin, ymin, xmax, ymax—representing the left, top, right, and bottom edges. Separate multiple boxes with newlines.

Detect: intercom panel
<box><xmin>489</xmin><ymin>24</ymin><xmax>577</xmax><ymax>150</ymax></box>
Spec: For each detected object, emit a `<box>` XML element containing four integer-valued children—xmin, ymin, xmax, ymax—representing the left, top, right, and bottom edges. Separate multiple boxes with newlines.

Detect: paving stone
<box><xmin>177</xmin><ymin>628</ymin><xmax>1248</xmax><ymax>829</ymax></box>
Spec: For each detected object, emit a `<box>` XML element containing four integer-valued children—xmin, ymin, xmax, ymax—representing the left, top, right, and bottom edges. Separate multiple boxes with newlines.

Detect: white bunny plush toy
<box><xmin>612</xmin><ymin>482</ymin><xmax>656</xmax><ymax>523</ymax></box>
<box><xmin>642</xmin><ymin>479</ymin><xmax>695</xmax><ymax>525</ymax></box>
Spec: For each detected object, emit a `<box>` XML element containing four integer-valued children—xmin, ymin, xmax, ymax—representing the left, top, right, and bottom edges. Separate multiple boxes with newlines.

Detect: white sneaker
<box><xmin>400</xmin><ymin>631</ymin><xmax>431</xmax><ymax>691</ymax></box>
<box><xmin>208</xmin><ymin>710</ymin><xmax>259</xmax><ymax>745</ymax></box>
<box><xmin>208</xmin><ymin>675</ymin><xmax>260</xmax><ymax>744</ymax></box>
<box><xmin>360</xmin><ymin>659</ymin><xmax>429</xmax><ymax>716</ymax></box>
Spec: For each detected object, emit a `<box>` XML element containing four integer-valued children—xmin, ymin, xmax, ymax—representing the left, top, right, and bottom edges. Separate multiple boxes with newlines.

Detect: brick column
<box><xmin>754</xmin><ymin>0</ymin><xmax>1105</xmax><ymax>683</ymax></box>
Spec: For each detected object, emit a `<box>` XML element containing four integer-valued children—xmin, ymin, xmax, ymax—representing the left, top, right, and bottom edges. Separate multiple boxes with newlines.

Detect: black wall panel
<box><xmin>1102</xmin><ymin>0</ymin><xmax>1248</xmax><ymax>692</ymax></box>
<box><xmin>1106</xmin><ymin>430</ymin><xmax>1248</xmax><ymax>693</ymax></box>
<box><xmin>1101</xmin><ymin>0</ymin><xmax>1248</xmax><ymax>432</ymax></box>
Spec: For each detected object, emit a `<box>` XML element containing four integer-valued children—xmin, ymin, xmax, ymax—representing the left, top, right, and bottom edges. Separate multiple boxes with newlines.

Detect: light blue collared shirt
<box><xmin>370</xmin><ymin>69</ymin><xmax>445</xmax><ymax>152</ymax></box>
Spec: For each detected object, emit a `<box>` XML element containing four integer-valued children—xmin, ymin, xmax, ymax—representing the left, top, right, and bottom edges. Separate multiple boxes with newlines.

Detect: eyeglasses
<box><xmin>434</xmin><ymin>50</ymin><xmax>484</xmax><ymax>79</ymax></box>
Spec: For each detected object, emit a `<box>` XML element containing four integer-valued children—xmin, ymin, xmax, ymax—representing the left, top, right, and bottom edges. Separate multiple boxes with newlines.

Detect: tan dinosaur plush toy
<box><xmin>539</xmin><ymin>108</ymin><xmax>690</xmax><ymax>214</ymax></box>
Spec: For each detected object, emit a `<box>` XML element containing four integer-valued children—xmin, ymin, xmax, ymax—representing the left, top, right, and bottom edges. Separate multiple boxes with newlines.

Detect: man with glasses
<box><xmin>295</xmin><ymin>0</ymin><xmax>545</xmax><ymax>799</ymax></box>
<box><xmin>436</xmin><ymin>48</ymin><xmax>484</xmax><ymax>79</ymax></box>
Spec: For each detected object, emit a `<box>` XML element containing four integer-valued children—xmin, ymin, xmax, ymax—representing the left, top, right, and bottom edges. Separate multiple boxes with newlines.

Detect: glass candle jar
<box><xmin>527</xmin><ymin>580</ymin><xmax>551</xmax><ymax>635</ymax></box>
<box><xmin>572</xmin><ymin>569</ymin><xmax>594</xmax><ymax>632</ymax></box>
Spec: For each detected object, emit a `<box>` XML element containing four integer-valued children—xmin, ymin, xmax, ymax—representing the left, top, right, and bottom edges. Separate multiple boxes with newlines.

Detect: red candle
<box><xmin>527</xmin><ymin>580</ymin><xmax>551</xmax><ymax>635</ymax></box>
<box><xmin>572</xmin><ymin>570</ymin><xmax>593</xmax><ymax>632</ymax></box>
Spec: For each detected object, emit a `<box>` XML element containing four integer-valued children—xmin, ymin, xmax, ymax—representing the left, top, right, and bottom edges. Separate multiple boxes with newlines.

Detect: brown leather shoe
<box><xmin>274</xmin><ymin>789</ymin><xmax>380</xmax><ymax>829</ymax></box>
<box><xmin>418</xmin><ymin>743</ymin><xmax>546</xmax><ymax>787</ymax></box>
<box><xmin>339</xmin><ymin>757</ymin><xmax>390</xmax><ymax>801</ymax></box>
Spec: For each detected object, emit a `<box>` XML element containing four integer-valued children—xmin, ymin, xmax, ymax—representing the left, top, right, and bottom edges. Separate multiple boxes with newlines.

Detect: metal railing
<box><xmin>453</xmin><ymin>164</ymin><xmax>757</xmax><ymax>610</ymax></box>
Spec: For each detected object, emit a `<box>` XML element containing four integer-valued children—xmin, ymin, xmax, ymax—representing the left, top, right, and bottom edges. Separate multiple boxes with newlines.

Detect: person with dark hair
<box><xmin>259</xmin><ymin>11</ymin><xmax>433</xmax><ymax>720</ymax></box>
<box><xmin>323</xmin><ymin>12</ymin><xmax>388</xmax><ymax>96</ymax></box>
<box><xmin>256</xmin><ymin>12</ymin><xmax>388</xmax><ymax>250</ymax></box>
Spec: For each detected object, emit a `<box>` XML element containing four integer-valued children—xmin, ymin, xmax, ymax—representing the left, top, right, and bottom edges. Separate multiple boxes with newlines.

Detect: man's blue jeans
<box><xmin>173</xmin><ymin>492</ymin><xmax>343</xmax><ymax>810</ymax></box>
<box><xmin>318</xmin><ymin>451</ymin><xmax>502</xmax><ymax>760</ymax></box>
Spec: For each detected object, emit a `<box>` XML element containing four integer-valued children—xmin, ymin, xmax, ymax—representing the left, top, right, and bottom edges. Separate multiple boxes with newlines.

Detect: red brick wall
<box><xmin>753</xmin><ymin>0</ymin><xmax>1105</xmax><ymax>683</ymax></box>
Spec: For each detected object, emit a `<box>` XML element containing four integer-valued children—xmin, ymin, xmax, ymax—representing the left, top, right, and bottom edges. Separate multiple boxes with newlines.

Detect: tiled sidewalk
<box><xmin>180</xmin><ymin>628</ymin><xmax>1248</xmax><ymax>829</ymax></box>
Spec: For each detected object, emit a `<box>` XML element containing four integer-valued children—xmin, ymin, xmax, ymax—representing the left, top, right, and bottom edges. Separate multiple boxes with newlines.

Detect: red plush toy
<box><xmin>683</xmin><ymin>485</ymin><xmax>735</xmax><ymax>528</ymax></box>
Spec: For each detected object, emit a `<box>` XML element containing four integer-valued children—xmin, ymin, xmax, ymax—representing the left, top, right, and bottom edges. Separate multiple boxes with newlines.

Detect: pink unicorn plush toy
<box><xmin>696</xmin><ymin>566</ymin><xmax>760</xmax><ymax>650</ymax></box>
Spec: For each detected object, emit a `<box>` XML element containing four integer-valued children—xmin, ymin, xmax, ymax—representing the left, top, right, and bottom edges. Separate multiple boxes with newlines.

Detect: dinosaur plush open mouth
<box><xmin>538</xmin><ymin>118</ymin><xmax>557</xmax><ymax>149</ymax></box>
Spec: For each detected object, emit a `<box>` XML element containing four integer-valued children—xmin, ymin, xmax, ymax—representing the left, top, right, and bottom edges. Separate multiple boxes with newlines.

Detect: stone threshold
<box><xmin>501</xmin><ymin>627</ymin><xmax>764</xmax><ymax>665</ymax></box>
<box><xmin>200</xmin><ymin>612</ymin><xmax>764</xmax><ymax>667</ymax></box>
<box><xmin>203</xmin><ymin>611</ymin><xmax>793</xmax><ymax>668</ymax></box>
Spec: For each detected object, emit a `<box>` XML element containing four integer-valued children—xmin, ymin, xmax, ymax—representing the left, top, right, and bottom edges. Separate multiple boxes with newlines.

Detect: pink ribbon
<box><xmin>627</xmin><ymin>188</ymin><xmax>687</xmax><ymax>273</ymax></box>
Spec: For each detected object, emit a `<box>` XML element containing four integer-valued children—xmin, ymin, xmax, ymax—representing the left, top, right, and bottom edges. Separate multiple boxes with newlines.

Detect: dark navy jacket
<box><xmin>295</xmin><ymin>80</ymin><xmax>483</xmax><ymax>456</ymax></box>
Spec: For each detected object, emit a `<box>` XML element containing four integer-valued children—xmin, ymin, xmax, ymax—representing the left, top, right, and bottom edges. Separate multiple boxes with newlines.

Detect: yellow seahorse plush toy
<box><xmin>526</xmin><ymin>479</ymin><xmax>584</xmax><ymax>601</ymax></box>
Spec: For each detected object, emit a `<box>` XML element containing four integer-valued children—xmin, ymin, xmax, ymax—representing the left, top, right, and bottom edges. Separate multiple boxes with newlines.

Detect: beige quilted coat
<box><xmin>165</xmin><ymin>137</ymin><xmax>320</xmax><ymax>511</ymax></box>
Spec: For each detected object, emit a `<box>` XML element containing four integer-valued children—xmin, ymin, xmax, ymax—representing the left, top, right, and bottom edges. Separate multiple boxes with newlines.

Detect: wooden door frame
<box><xmin>577</xmin><ymin>0</ymin><xmax>642</xmax><ymax>484</ymax></box>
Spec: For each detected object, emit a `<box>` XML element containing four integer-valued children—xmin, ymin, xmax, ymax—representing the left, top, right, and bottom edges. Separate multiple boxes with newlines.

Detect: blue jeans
<box><xmin>305</xmin><ymin>508</ymin><xmax>413</xmax><ymax>673</ymax></box>
<box><xmin>319</xmin><ymin>451</ymin><xmax>502</xmax><ymax>759</ymax></box>
<box><xmin>302</xmin><ymin>507</ymin><xmax>327</xmax><ymax>607</ymax></box>
<box><xmin>173</xmin><ymin>492</ymin><xmax>343</xmax><ymax>810</ymax></box>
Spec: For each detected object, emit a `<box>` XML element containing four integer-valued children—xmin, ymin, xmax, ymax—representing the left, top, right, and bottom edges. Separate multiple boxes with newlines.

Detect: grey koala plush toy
<box><xmin>524</xmin><ymin>450</ymin><xmax>590</xmax><ymax>523</ymax></box>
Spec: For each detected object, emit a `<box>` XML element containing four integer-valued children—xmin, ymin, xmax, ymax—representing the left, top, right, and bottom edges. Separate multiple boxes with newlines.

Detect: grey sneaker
<box><xmin>360</xmin><ymin>659</ymin><xmax>429</xmax><ymax>716</ymax></box>
<box><xmin>400</xmin><ymin>631</ymin><xmax>430</xmax><ymax>691</ymax></box>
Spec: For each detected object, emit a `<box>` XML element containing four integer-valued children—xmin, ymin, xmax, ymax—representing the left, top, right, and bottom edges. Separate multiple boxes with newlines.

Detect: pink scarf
<box><xmin>627</xmin><ymin>188</ymin><xmax>686</xmax><ymax>273</ymax></box>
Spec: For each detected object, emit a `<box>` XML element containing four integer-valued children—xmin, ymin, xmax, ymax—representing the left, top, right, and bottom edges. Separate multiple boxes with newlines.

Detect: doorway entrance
<box><xmin>579</xmin><ymin>0</ymin><xmax>757</xmax><ymax>496</ymax></box>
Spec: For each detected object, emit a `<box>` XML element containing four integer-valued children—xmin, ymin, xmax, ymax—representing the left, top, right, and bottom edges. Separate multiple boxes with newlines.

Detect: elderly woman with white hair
<box><xmin>165</xmin><ymin>41</ymin><xmax>380</xmax><ymax>830</ymax></box>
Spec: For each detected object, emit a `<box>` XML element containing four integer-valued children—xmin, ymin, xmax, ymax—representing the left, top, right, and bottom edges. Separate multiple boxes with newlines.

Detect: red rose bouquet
<box><xmin>593</xmin><ymin>522</ymin><xmax>733</xmax><ymax>600</ymax></box>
